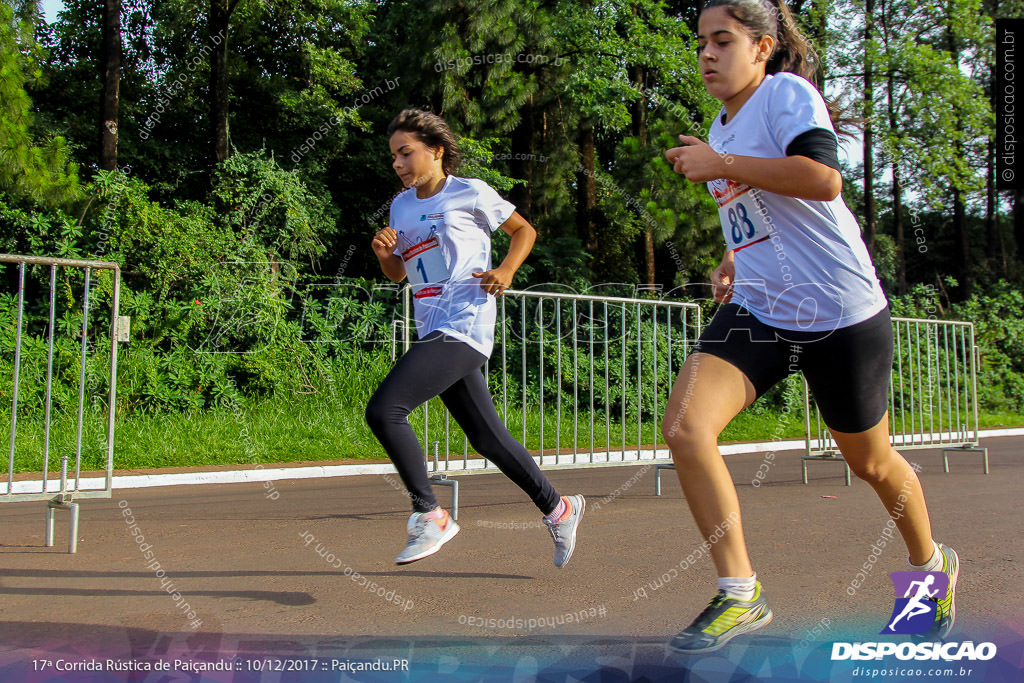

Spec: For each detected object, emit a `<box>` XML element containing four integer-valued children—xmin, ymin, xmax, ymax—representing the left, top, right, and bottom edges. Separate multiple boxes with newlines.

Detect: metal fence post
<box><xmin>1</xmin><ymin>254</ymin><xmax>122</xmax><ymax>553</ymax></box>
<box><xmin>803</xmin><ymin>317</ymin><xmax>986</xmax><ymax>483</ymax></box>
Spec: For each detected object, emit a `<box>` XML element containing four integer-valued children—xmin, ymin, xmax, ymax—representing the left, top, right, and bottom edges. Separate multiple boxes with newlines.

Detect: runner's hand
<box><xmin>472</xmin><ymin>266</ymin><xmax>513</xmax><ymax>296</ymax></box>
<box><xmin>711</xmin><ymin>253</ymin><xmax>735</xmax><ymax>303</ymax></box>
<box><xmin>372</xmin><ymin>227</ymin><xmax>399</xmax><ymax>260</ymax></box>
<box><xmin>665</xmin><ymin>135</ymin><xmax>726</xmax><ymax>183</ymax></box>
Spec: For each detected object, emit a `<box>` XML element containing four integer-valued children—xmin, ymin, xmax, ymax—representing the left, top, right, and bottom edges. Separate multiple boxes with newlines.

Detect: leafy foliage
<box><xmin>0</xmin><ymin>0</ymin><xmax>1020</xmax><ymax>446</ymax></box>
<box><xmin>0</xmin><ymin>2</ymin><xmax>80</xmax><ymax>208</ymax></box>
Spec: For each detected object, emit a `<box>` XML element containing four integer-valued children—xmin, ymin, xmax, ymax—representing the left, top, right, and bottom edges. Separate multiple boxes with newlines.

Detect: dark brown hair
<box><xmin>387</xmin><ymin>109</ymin><xmax>461</xmax><ymax>175</ymax></box>
<box><xmin>702</xmin><ymin>0</ymin><xmax>858</xmax><ymax>137</ymax></box>
<box><xmin>703</xmin><ymin>0</ymin><xmax>820</xmax><ymax>83</ymax></box>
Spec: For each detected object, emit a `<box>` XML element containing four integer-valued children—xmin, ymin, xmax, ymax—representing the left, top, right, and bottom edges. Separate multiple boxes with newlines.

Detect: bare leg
<box><xmin>831</xmin><ymin>414</ymin><xmax>935</xmax><ymax>565</ymax></box>
<box><xmin>661</xmin><ymin>353</ymin><xmax>757</xmax><ymax>578</ymax></box>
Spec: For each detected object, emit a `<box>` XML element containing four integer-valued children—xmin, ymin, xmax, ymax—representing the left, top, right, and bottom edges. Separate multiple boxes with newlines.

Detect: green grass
<box><xmin>978</xmin><ymin>411</ymin><xmax>1024</xmax><ymax>429</ymax></box>
<box><xmin>1</xmin><ymin>394</ymin><xmax>379</xmax><ymax>472</ymax></box>
<box><xmin>1</xmin><ymin>394</ymin><xmax>1017</xmax><ymax>474</ymax></box>
<box><xmin>0</xmin><ymin>396</ymin><xmax>806</xmax><ymax>473</ymax></box>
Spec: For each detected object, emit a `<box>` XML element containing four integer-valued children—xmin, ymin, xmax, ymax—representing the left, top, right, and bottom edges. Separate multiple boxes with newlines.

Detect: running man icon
<box><xmin>882</xmin><ymin>571</ymin><xmax>949</xmax><ymax>635</ymax></box>
<box><xmin>888</xmin><ymin>575</ymin><xmax>937</xmax><ymax>630</ymax></box>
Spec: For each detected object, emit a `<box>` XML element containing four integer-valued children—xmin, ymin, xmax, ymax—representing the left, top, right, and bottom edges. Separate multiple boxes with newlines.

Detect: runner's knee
<box><xmin>365</xmin><ymin>395</ymin><xmax>405</xmax><ymax>433</ymax></box>
<box><xmin>847</xmin><ymin>452</ymin><xmax>896</xmax><ymax>485</ymax></box>
<box><xmin>662</xmin><ymin>411</ymin><xmax>717</xmax><ymax>465</ymax></box>
<box><xmin>466</xmin><ymin>431</ymin><xmax>502</xmax><ymax>457</ymax></box>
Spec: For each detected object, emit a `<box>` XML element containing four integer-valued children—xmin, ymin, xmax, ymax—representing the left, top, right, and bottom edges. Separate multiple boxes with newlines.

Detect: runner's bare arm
<box><xmin>666</xmin><ymin>135</ymin><xmax>840</xmax><ymax>201</ymax></box>
<box><xmin>472</xmin><ymin>211</ymin><xmax>536</xmax><ymax>296</ymax></box>
<box><xmin>372</xmin><ymin>227</ymin><xmax>407</xmax><ymax>282</ymax></box>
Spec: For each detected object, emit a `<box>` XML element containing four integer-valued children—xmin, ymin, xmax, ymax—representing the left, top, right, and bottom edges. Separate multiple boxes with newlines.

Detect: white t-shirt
<box><xmin>706</xmin><ymin>72</ymin><xmax>887</xmax><ymax>332</ymax></box>
<box><xmin>389</xmin><ymin>175</ymin><xmax>515</xmax><ymax>357</ymax></box>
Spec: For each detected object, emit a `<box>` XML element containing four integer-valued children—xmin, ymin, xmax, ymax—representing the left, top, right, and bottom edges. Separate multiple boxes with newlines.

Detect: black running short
<box><xmin>693</xmin><ymin>304</ymin><xmax>894</xmax><ymax>433</ymax></box>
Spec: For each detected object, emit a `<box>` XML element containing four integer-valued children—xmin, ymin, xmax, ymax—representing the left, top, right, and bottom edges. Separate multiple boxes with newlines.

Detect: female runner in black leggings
<box><xmin>366</xmin><ymin>109</ymin><xmax>584</xmax><ymax>566</ymax></box>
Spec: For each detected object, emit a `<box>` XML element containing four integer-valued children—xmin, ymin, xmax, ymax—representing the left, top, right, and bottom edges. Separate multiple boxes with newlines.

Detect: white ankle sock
<box><xmin>910</xmin><ymin>541</ymin><xmax>942</xmax><ymax>571</ymax></box>
<box><xmin>718</xmin><ymin>574</ymin><xmax>757</xmax><ymax>601</ymax></box>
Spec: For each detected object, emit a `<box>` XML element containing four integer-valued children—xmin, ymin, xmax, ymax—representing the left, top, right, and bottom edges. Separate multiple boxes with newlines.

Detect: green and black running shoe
<box><xmin>669</xmin><ymin>582</ymin><xmax>774</xmax><ymax>654</ymax></box>
<box><xmin>919</xmin><ymin>543</ymin><xmax>959</xmax><ymax>640</ymax></box>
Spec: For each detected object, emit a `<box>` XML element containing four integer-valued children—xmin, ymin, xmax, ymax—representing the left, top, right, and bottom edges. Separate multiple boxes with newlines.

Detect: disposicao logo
<box><xmin>830</xmin><ymin>641</ymin><xmax>996</xmax><ymax>662</ymax></box>
<box><xmin>830</xmin><ymin>571</ymin><xmax>997</xmax><ymax>663</ymax></box>
<box><xmin>882</xmin><ymin>571</ymin><xmax>946</xmax><ymax>635</ymax></box>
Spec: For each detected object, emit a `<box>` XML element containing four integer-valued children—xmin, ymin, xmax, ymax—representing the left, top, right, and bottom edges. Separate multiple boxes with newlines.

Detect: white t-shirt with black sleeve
<box><xmin>705</xmin><ymin>72</ymin><xmax>887</xmax><ymax>333</ymax></box>
<box><xmin>389</xmin><ymin>175</ymin><xmax>515</xmax><ymax>358</ymax></box>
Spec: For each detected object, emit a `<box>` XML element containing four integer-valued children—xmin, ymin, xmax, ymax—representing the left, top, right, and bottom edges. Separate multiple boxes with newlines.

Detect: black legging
<box><xmin>365</xmin><ymin>331</ymin><xmax>560</xmax><ymax>515</ymax></box>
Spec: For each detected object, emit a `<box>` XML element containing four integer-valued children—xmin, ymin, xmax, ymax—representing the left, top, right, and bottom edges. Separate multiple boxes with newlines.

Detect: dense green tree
<box><xmin>367</xmin><ymin>0</ymin><xmax>720</xmax><ymax>286</ymax></box>
<box><xmin>0</xmin><ymin>1</ymin><xmax>80</xmax><ymax>208</ymax></box>
<box><xmin>2</xmin><ymin>0</ymin><xmax>1023</xmax><ymax>427</ymax></box>
<box><xmin>835</xmin><ymin>0</ymin><xmax>993</xmax><ymax>299</ymax></box>
<box><xmin>7</xmin><ymin>0</ymin><xmax>1017</xmax><ymax>295</ymax></box>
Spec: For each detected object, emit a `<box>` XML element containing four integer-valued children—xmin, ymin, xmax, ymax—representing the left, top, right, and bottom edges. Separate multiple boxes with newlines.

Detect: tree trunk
<box><xmin>988</xmin><ymin>0</ymin><xmax>1006</xmax><ymax>273</ymax></box>
<box><xmin>885</xmin><ymin>24</ymin><xmax>905</xmax><ymax>293</ymax></box>
<box><xmin>575</xmin><ymin>124</ymin><xmax>597</xmax><ymax>252</ymax></box>
<box><xmin>953</xmin><ymin>188</ymin><xmax>972</xmax><ymax>299</ymax></box>
<box><xmin>209</xmin><ymin>0</ymin><xmax>231</xmax><ymax>168</ymax></box>
<box><xmin>1015</xmin><ymin>190</ymin><xmax>1024</xmax><ymax>263</ymax></box>
<box><xmin>947</xmin><ymin>16</ymin><xmax>971</xmax><ymax>299</ymax></box>
<box><xmin>863</xmin><ymin>0</ymin><xmax>876</xmax><ymax>252</ymax></box>
<box><xmin>892</xmin><ymin>162</ymin><xmax>906</xmax><ymax>293</ymax></box>
<box><xmin>509</xmin><ymin>96</ymin><xmax>535</xmax><ymax>222</ymax></box>
<box><xmin>986</xmin><ymin>134</ymin><xmax>1004</xmax><ymax>276</ymax></box>
<box><xmin>812</xmin><ymin>0</ymin><xmax>828</xmax><ymax>89</ymax></box>
<box><xmin>629</xmin><ymin>65</ymin><xmax>647</xmax><ymax>143</ymax></box>
<box><xmin>629</xmin><ymin>63</ymin><xmax>656</xmax><ymax>286</ymax></box>
<box><xmin>985</xmin><ymin>7</ymin><xmax>1001</xmax><ymax>273</ymax></box>
<box><xmin>99</xmin><ymin>0</ymin><xmax>121</xmax><ymax>171</ymax></box>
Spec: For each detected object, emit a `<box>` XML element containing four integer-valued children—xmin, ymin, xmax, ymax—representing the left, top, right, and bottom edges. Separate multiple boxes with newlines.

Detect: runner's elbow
<box><xmin>815</xmin><ymin>168</ymin><xmax>842</xmax><ymax>201</ymax></box>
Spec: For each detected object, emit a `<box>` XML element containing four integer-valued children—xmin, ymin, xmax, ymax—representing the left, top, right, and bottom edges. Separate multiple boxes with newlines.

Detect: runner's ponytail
<box><xmin>701</xmin><ymin>0</ymin><xmax>856</xmax><ymax>137</ymax></box>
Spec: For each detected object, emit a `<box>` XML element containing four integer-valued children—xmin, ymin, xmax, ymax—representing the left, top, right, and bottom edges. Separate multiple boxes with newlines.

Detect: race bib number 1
<box><xmin>400</xmin><ymin>227</ymin><xmax>450</xmax><ymax>298</ymax></box>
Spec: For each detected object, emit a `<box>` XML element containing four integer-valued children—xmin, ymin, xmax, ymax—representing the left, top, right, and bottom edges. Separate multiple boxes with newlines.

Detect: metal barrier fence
<box><xmin>1</xmin><ymin>254</ymin><xmax>124</xmax><ymax>552</ymax></box>
<box><xmin>802</xmin><ymin>316</ymin><xmax>987</xmax><ymax>484</ymax></box>
<box><xmin>394</xmin><ymin>289</ymin><xmax>987</xmax><ymax>508</ymax></box>
<box><xmin>396</xmin><ymin>286</ymin><xmax>703</xmax><ymax>518</ymax></box>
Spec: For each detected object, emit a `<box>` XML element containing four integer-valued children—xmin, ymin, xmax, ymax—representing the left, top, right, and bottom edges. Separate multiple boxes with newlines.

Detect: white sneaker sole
<box><xmin>668</xmin><ymin>608</ymin><xmax>774</xmax><ymax>654</ymax></box>
<box><xmin>555</xmin><ymin>495</ymin><xmax>585</xmax><ymax>568</ymax></box>
<box><xmin>395</xmin><ymin>520</ymin><xmax>460</xmax><ymax>565</ymax></box>
<box><xmin>941</xmin><ymin>545</ymin><xmax>959</xmax><ymax>637</ymax></box>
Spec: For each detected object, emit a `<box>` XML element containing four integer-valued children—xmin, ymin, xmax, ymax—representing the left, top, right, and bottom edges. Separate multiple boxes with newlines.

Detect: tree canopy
<box><xmin>0</xmin><ymin>0</ymin><xmax>1015</xmax><ymax>292</ymax></box>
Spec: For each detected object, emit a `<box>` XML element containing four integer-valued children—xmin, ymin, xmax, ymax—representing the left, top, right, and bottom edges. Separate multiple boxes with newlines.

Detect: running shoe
<box><xmin>919</xmin><ymin>543</ymin><xmax>959</xmax><ymax>640</ymax></box>
<box><xmin>544</xmin><ymin>494</ymin><xmax>585</xmax><ymax>568</ymax></box>
<box><xmin>668</xmin><ymin>582</ymin><xmax>773</xmax><ymax>654</ymax></box>
<box><xmin>394</xmin><ymin>509</ymin><xmax>460</xmax><ymax>565</ymax></box>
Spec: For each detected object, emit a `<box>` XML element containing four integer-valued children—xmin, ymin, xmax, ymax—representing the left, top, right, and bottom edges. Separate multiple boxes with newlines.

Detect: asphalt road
<box><xmin>0</xmin><ymin>437</ymin><xmax>1020</xmax><ymax>681</ymax></box>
